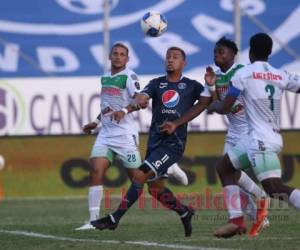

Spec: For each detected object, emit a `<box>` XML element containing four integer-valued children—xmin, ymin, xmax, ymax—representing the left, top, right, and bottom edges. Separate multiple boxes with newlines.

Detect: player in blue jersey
<box><xmin>91</xmin><ymin>46</ymin><xmax>211</xmax><ymax>237</ymax></box>
<box><xmin>76</xmin><ymin>43</ymin><xmax>188</xmax><ymax>231</ymax></box>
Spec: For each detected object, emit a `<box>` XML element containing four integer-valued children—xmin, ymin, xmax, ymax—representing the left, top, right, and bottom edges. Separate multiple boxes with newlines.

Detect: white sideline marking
<box><xmin>0</xmin><ymin>229</ymin><xmax>232</xmax><ymax>250</ymax></box>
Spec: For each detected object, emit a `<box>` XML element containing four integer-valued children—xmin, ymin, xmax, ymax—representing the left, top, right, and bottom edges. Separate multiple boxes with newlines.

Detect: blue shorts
<box><xmin>143</xmin><ymin>141</ymin><xmax>183</xmax><ymax>179</ymax></box>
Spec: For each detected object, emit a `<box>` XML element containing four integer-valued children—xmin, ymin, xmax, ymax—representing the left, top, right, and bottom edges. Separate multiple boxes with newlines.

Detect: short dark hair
<box><xmin>167</xmin><ymin>46</ymin><xmax>186</xmax><ymax>60</ymax></box>
<box><xmin>110</xmin><ymin>42</ymin><xmax>129</xmax><ymax>55</ymax></box>
<box><xmin>250</xmin><ymin>33</ymin><xmax>273</xmax><ymax>59</ymax></box>
<box><xmin>215</xmin><ymin>37</ymin><xmax>238</xmax><ymax>55</ymax></box>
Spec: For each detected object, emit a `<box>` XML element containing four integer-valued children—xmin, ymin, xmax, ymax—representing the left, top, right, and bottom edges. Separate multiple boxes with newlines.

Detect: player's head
<box><xmin>249</xmin><ymin>33</ymin><xmax>273</xmax><ymax>62</ymax></box>
<box><xmin>109</xmin><ymin>43</ymin><xmax>129</xmax><ymax>71</ymax></box>
<box><xmin>165</xmin><ymin>47</ymin><xmax>186</xmax><ymax>74</ymax></box>
<box><xmin>214</xmin><ymin>37</ymin><xmax>238</xmax><ymax>69</ymax></box>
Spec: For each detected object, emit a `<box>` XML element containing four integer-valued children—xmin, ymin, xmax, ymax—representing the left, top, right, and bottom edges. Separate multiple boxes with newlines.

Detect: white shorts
<box><xmin>227</xmin><ymin>136</ymin><xmax>251</xmax><ymax>171</ymax></box>
<box><xmin>228</xmin><ymin>138</ymin><xmax>282</xmax><ymax>181</ymax></box>
<box><xmin>223</xmin><ymin>141</ymin><xmax>236</xmax><ymax>155</ymax></box>
<box><xmin>91</xmin><ymin>134</ymin><xmax>141</xmax><ymax>168</ymax></box>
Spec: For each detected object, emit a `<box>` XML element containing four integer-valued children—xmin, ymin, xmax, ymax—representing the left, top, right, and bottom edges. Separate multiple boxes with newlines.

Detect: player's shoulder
<box><xmin>235</xmin><ymin>64</ymin><xmax>244</xmax><ymax>70</ymax></box>
<box><xmin>101</xmin><ymin>71</ymin><xmax>111</xmax><ymax>77</ymax></box>
<box><xmin>181</xmin><ymin>76</ymin><xmax>202</xmax><ymax>85</ymax></box>
<box><xmin>149</xmin><ymin>75</ymin><xmax>167</xmax><ymax>84</ymax></box>
<box><xmin>268</xmin><ymin>64</ymin><xmax>285</xmax><ymax>76</ymax></box>
<box><xmin>233</xmin><ymin>63</ymin><xmax>253</xmax><ymax>79</ymax></box>
<box><xmin>124</xmin><ymin>68</ymin><xmax>139</xmax><ymax>80</ymax></box>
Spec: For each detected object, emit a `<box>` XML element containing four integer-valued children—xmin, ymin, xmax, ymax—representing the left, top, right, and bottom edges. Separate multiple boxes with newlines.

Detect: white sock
<box><xmin>238</xmin><ymin>171</ymin><xmax>267</xmax><ymax>199</ymax></box>
<box><xmin>88</xmin><ymin>185</ymin><xmax>103</xmax><ymax>222</ymax></box>
<box><xmin>289</xmin><ymin>189</ymin><xmax>300</xmax><ymax>210</ymax></box>
<box><xmin>223</xmin><ymin>185</ymin><xmax>243</xmax><ymax>219</ymax></box>
<box><xmin>240</xmin><ymin>189</ymin><xmax>257</xmax><ymax>221</ymax></box>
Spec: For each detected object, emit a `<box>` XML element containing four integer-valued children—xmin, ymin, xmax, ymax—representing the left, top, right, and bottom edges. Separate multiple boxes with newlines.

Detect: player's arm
<box><xmin>82</xmin><ymin>113</ymin><xmax>101</xmax><ymax>134</ymax></box>
<box><xmin>111</xmin><ymin>78</ymin><xmax>155</xmax><ymax>123</ymax></box>
<box><xmin>110</xmin><ymin>94</ymin><xmax>145</xmax><ymax>123</ymax></box>
<box><xmin>110</xmin><ymin>72</ymin><xmax>148</xmax><ymax>123</ymax></box>
<box><xmin>284</xmin><ymin>71</ymin><xmax>300</xmax><ymax>94</ymax></box>
<box><xmin>207</xmin><ymin>85</ymin><xmax>239</xmax><ymax>114</ymax></box>
<box><xmin>160</xmin><ymin>96</ymin><xmax>211</xmax><ymax>134</ymax></box>
<box><xmin>205</xmin><ymin>66</ymin><xmax>218</xmax><ymax>101</ymax></box>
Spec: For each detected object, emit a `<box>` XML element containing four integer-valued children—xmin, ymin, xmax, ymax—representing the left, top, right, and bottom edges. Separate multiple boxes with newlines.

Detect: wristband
<box><xmin>206</xmin><ymin>84</ymin><xmax>216</xmax><ymax>92</ymax></box>
<box><xmin>121</xmin><ymin>108</ymin><xmax>129</xmax><ymax>115</ymax></box>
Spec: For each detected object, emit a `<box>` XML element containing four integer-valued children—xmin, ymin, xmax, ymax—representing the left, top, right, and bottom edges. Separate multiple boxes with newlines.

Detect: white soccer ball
<box><xmin>0</xmin><ymin>155</ymin><xmax>5</xmax><ymax>170</ymax></box>
<box><xmin>141</xmin><ymin>12</ymin><xmax>167</xmax><ymax>37</ymax></box>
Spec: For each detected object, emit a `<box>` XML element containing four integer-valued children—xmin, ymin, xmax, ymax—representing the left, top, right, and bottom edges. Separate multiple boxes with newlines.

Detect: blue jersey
<box><xmin>142</xmin><ymin>76</ymin><xmax>207</xmax><ymax>151</ymax></box>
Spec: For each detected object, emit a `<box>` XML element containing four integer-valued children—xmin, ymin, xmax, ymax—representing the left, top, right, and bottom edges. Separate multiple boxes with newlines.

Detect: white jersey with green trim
<box><xmin>231</xmin><ymin>61</ymin><xmax>300</xmax><ymax>148</ymax></box>
<box><xmin>98</xmin><ymin>67</ymin><xmax>140</xmax><ymax>138</ymax></box>
<box><xmin>215</xmin><ymin>63</ymin><xmax>249</xmax><ymax>144</ymax></box>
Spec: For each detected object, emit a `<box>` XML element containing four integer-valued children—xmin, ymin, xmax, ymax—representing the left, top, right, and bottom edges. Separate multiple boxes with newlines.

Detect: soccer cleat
<box><xmin>262</xmin><ymin>217</ymin><xmax>270</xmax><ymax>228</ymax></box>
<box><xmin>91</xmin><ymin>215</ymin><xmax>118</xmax><ymax>231</ymax></box>
<box><xmin>167</xmin><ymin>164</ymin><xmax>188</xmax><ymax>186</ymax></box>
<box><xmin>214</xmin><ymin>216</ymin><xmax>246</xmax><ymax>238</ymax></box>
<box><xmin>180</xmin><ymin>207</ymin><xmax>195</xmax><ymax>237</ymax></box>
<box><xmin>248</xmin><ymin>198</ymin><xmax>270</xmax><ymax>237</ymax></box>
<box><xmin>75</xmin><ymin>222</ymin><xmax>95</xmax><ymax>230</ymax></box>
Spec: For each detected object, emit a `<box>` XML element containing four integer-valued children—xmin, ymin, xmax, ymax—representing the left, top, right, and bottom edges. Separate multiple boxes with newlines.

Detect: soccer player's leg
<box><xmin>91</xmin><ymin>166</ymin><xmax>153</xmax><ymax>231</ymax></box>
<box><xmin>228</xmin><ymin>139</ymin><xmax>270</xmax><ymax>237</ymax></box>
<box><xmin>146</xmin><ymin>144</ymin><xmax>194</xmax><ymax>236</ymax></box>
<box><xmin>250</xmin><ymin>146</ymin><xmax>300</xmax><ymax>212</ymax></box>
<box><xmin>147</xmin><ymin>178</ymin><xmax>194</xmax><ymax>237</ymax></box>
<box><xmin>214</xmin><ymin>154</ymin><xmax>247</xmax><ymax>238</ymax></box>
<box><xmin>75</xmin><ymin>145</ymin><xmax>113</xmax><ymax>230</ymax></box>
<box><xmin>167</xmin><ymin>163</ymin><xmax>188</xmax><ymax>186</ymax></box>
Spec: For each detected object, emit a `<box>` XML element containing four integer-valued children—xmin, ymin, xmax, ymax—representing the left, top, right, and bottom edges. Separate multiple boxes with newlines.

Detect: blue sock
<box><xmin>156</xmin><ymin>188</ymin><xmax>188</xmax><ymax>217</ymax></box>
<box><xmin>112</xmin><ymin>181</ymin><xmax>144</xmax><ymax>222</ymax></box>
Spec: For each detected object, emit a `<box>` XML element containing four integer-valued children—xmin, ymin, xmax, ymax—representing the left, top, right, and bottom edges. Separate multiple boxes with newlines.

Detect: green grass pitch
<box><xmin>0</xmin><ymin>197</ymin><xmax>299</xmax><ymax>250</ymax></box>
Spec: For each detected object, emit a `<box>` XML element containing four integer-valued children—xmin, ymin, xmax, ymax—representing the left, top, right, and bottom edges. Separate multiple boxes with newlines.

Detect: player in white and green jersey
<box><xmin>209</xmin><ymin>33</ymin><xmax>300</xmax><ymax>238</ymax></box>
<box><xmin>211</xmin><ymin>37</ymin><xmax>269</xmax><ymax>236</ymax></box>
<box><xmin>96</xmin><ymin>67</ymin><xmax>140</xmax><ymax>140</ymax></box>
<box><xmin>76</xmin><ymin>43</ymin><xmax>188</xmax><ymax>231</ymax></box>
<box><xmin>215</xmin><ymin>63</ymin><xmax>248</xmax><ymax>150</ymax></box>
<box><xmin>75</xmin><ymin>43</ymin><xmax>142</xmax><ymax>231</ymax></box>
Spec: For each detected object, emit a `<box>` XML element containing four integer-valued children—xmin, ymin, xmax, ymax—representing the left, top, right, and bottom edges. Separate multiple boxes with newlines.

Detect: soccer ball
<box><xmin>140</xmin><ymin>12</ymin><xmax>167</xmax><ymax>37</ymax></box>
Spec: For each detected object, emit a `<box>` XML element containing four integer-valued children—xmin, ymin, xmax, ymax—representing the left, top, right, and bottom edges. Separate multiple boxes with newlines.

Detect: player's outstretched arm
<box><xmin>134</xmin><ymin>93</ymin><xmax>149</xmax><ymax>109</ymax></box>
<box><xmin>207</xmin><ymin>91</ymin><xmax>237</xmax><ymax>114</ymax></box>
<box><xmin>205</xmin><ymin>66</ymin><xmax>218</xmax><ymax>101</ymax></box>
<box><xmin>82</xmin><ymin>113</ymin><xmax>101</xmax><ymax>134</ymax></box>
<box><xmin>110</xmin><ymin>103</ymin><xmax>142</xmax><ymax>123</ymax></box>
<box><xmin>160</xmin><ymin>96</ymin><xmax>211</xmax><ymax>135</ymax></box>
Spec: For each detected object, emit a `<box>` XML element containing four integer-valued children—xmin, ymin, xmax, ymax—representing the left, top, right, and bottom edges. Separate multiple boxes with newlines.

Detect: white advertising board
<box><xmin>0</xmin><ymin>76</ymin><xmax>299</xmax><ymax>136</ymax></box>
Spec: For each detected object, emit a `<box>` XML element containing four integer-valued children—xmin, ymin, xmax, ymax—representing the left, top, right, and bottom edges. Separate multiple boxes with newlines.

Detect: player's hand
<box><xmin>135</xmin><ymin>94</ymin><xmax>149</xmax><ymax>109</ymax></box>
<box><xmin>205</xmin><ymin>66</ymin><xmax>216</xmax><ymax>86</ymax></box>
<box><xmin>206</xmin><ymin>100</ymin><xmax>220</xmax><ymax>114</ymax></box>
<box><xmin>82</xmin><ymin>122</ymin><xmax>98</xmax><ymax>134</ymax></box>
<box><xmin>159</xmin><ymin>121</ymin><xmax>177</xmax><ymax>135</ymax></box>
<box><xmin>111</xmin><ymin>111</ymin><xmax>125</xmax><ymax>123</ymax></box>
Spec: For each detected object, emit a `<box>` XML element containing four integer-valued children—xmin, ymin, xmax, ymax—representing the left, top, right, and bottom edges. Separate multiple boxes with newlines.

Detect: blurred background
<box><xmin>0</xmin><ymin>0</ymin><xmax>299</xmax><ymax>199</ymax></box>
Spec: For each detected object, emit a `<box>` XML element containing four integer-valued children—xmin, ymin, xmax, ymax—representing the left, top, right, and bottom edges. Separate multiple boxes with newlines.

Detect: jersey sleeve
<box><xmin>230</xmin><ymin>71</ymin><xmax>245</xmax><ymax>92</ymax></box>
<box><xmin>127</xmin><ymin>72</ymin><xmax>141</xmax><ymax>97</ymax></box>
<box><xmin>141</xmin><ymin>79</ymin><xmax>156</xmax><ymax>98</ymax></box>
<box><xmin>194</xmin><ymin>81</ymin><xmax>210</xmax><ymax>98</ymax></box>
<box><xmin>283</xmin><ymin>70</ymin><xmax>300</xmax><ymax>93</ymax></box>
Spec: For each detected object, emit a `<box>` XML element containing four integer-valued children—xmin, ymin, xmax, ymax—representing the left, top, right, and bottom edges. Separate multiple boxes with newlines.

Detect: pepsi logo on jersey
<box><xmin>162</xmin><ymin>90</ymin><xmax>180</xmax><ymax>108</ymax></box>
